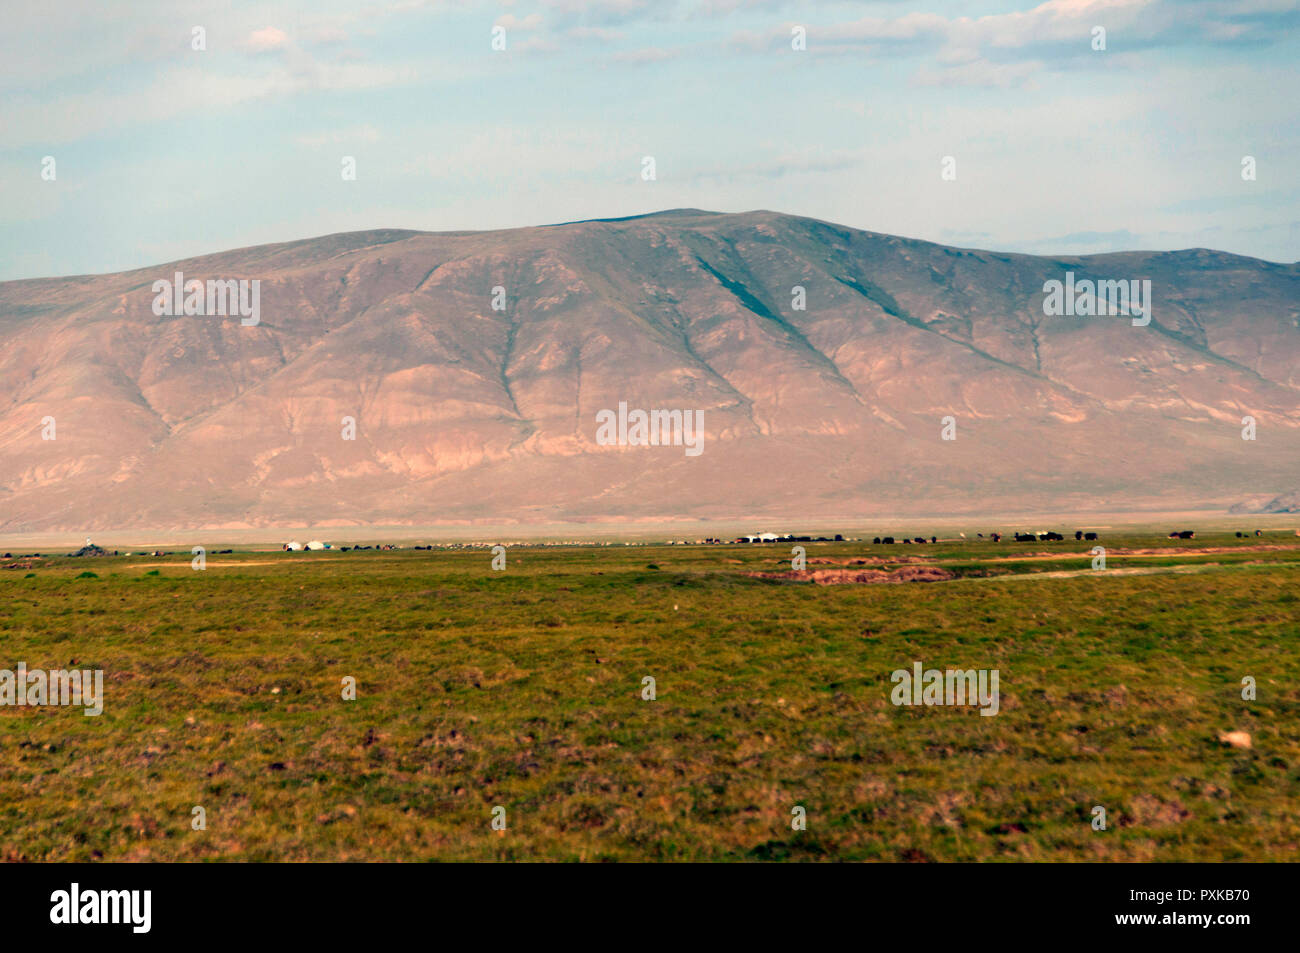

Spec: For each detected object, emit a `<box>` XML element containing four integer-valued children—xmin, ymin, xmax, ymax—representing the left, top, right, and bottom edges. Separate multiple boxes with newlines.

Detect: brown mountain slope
<box><xmin>1</xmin><ymin>209</ymin><xmax>1297</xmax><ymax>531</ymax></box>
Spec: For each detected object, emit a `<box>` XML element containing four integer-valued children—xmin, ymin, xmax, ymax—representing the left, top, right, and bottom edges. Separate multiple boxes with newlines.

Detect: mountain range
<box><xmin>1</xmin><ymin>209</ymin><xmax>1297</xmax><ymax>532</ymax></box>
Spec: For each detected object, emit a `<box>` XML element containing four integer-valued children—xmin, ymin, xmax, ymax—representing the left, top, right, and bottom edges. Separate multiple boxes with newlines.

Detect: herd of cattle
<box><xmin>870</xmin><ymin>530</ymin><xmax>1104</xmax><ymax>544</ymax></box>
<box><xmin>867</xmin><ymin>529</ymin><xmax>1239</xmax><ymax>544</ymax></box>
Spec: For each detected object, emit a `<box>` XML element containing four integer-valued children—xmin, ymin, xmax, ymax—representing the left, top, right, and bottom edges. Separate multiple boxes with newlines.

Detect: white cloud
<box><xmin>912</xmin><ymin>59</ymin><xmax>1044</xmax><ymax>88</ymax></box>
<box><xmin>610</xmin><ymin>48</ymin><xmax>678</xmax><ymax>64</ymax></box>
<box><xmin>295</xmin><ymin>125</ymin><xmax>382</xmax><ymax>147</ymax></box>
<box><xmin>569</xmin><ymin>26</ymin><xmax>627</xmax><ymax>41</ymax></box>
<box><xmin>495</xmin><ymin>14</ymin><xmax>544</xmax><ymax>31</ymax></box>
<box><xmin>724</xmin><ymin>0</ymin><xmax>1298</xmax><ymax>85</ymax></box>
<box><xmin>0</xmin><ymin>58</ymin><xmax>423</xmax><ymax>147</ymax></box>
<box><xmin>248</xmin><ymin>27</ymin><xmax>291</xmax><ymax>52</ymax></box>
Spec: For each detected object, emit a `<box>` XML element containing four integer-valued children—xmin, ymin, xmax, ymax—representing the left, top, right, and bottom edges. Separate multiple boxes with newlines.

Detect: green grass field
<box><xmin>1</xmin><ymin>533</ymin><xmax>1297</xmax><ymax>861</ymax></box>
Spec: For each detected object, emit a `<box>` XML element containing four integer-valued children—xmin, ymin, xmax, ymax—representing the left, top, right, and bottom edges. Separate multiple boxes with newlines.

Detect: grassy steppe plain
<box><xmin>1</xmin><ymin>534</ymin><xmax>1297</xmax><ymax>861</ymax></box>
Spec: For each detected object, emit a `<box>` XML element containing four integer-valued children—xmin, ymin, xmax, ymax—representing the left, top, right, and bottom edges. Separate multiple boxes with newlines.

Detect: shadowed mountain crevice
<box><xmin>831</xmin><ymin>273</ymin><xmax>1041</xmax><ymax>382</ymax></box>
<box><xmin>645</xmin><ymin>294</ymin><xmax>764</xmax><ymax>434</ymax></box>
<box><xmin>1148</xmin><ymin>307</ymin><xmax>1296</xmax><ymax>395</ymax></box>
<box><xmin>828</xmin><ymin>271</ymin><xmax>1115</xmax><ymax>414</ymax></box>
<box><xmin>692</xmin><ymin>254</ymin><xmax>865</xmax><ymax>405</ymax></box>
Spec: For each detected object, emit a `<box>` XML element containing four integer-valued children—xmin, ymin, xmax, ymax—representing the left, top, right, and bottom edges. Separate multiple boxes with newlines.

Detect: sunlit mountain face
<box><xmin>2</xmin><ymin>209</ymin><xmax>1297</xmax><ymax>531</ymax></box>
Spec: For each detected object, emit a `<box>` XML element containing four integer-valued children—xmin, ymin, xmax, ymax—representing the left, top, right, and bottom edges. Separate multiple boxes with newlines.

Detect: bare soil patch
<box><xmin>746</xmin><ymin>566</ymin><xmax>956</xmax><ymax>585</ymax></box>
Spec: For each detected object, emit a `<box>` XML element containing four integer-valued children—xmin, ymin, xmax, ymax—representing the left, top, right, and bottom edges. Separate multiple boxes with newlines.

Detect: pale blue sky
<box><xmin>2</xmin><ymin>0</ymin><xmax>1297</xmax><ymax>280</ymax></box>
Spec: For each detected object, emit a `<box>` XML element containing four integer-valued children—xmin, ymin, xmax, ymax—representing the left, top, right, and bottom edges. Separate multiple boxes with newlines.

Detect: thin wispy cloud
<box><xmin>0</xmin><ymin>0</ymin><xmax>1296</xmax><ymax>280</ymax></box>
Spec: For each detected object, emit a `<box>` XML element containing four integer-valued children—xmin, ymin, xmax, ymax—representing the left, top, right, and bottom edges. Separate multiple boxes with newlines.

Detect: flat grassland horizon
<box><xmin>2</xmin><ymin>530</ymin><xmax>1296</xmax><ymax>861</ymax></box>
<box><xmin>4</xmin><ymin>510</ymin><xmax>1296</xmax><ymax>551</ymax></box>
